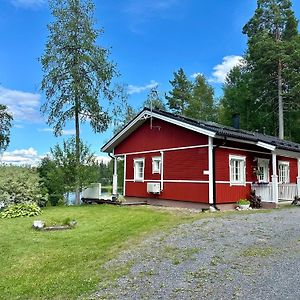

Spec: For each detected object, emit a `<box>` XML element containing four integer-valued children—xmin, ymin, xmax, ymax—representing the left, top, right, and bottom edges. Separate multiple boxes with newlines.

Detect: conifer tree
<box><xmin>165</xmin><ymin>68</ymin><xmax>193</xmax><ymax>115</ymax></box>
<box><xmin>40</xmin><ymin>0</ymin><xmax>119</xmax><ymax>204</ymax></box>
<box><xmin>243</xmin><ymin>0</ymin><xmax>300</xmax><ymax>139</ymax></box>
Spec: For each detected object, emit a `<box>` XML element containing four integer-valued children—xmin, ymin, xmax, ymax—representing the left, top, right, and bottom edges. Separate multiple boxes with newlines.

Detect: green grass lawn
<box><xmin>0</xmin><ymin>205</ymin><xmax>195</xmax><ymax>300</ymax></box>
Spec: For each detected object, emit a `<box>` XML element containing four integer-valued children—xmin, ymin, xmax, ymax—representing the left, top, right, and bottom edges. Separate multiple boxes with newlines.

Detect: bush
<box><xmin>0</xmin><ymin>202</ymin><xmax>42</xmax><ymax>219</ymax></box>
<box><xmin>237</xmin><ymin>199</ymin><xmax>250</xmax><ymax>205</ymax></box>
<box><xmin>0</xmin><ymin>166</ymin><xmax>48</xmax><ymax>207</ymax></box>
<box><xmin>249</xmin><ymin>190</ymin><xmax>262</xmax><ymax>208</ymax></box>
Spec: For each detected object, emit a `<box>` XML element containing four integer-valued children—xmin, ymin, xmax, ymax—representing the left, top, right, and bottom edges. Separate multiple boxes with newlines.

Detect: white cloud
<box><xmin>128</xmin><ymin>80</ymin><xmax>158</xmax><ymax>95</ymax></box>
<box><xmin>10</xmin><ymin>0</ymin><xmax>46</xmax><ymax>8</ymax></box>
<box><xmin>14</xmin><ymin>124</ymin><xmax>24</xmax><ymax>129</ymax></box>
<box><xmin>0</xmin><ymin>147</ymin><xmax>44</xmax><ymax>166</ymax></box>
<box><xmin>209</xmin><ymin>55</ymin><xmax>244</xmax><ymax>84</ymax></box>
<box><xmin>0</xmin><ymin>86</ymin><xmax>42</xmax><ymax>123</ymax></box>
<box><xmin>191</xmin><ymin>72</ymin><xmax>203</xmax><ymax>79</ymax></box>
<box><xmin>38</xmin><ymin>128</ymin><xmax>76</xmax><ymax>136</ymax></box>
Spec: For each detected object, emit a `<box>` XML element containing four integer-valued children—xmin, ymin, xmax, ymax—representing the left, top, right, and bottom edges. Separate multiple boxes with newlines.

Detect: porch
<box><xmin>251</xmin><ymin>183</ymin><xmax>299</xmax><ymax>203</ymax></box>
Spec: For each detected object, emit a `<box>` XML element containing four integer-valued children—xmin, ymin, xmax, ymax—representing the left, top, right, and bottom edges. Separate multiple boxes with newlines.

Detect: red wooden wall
<box><xmin>113</xmin><ymin>117</ymin><xmax>299</xmax><ymax>205</ymax></box>
<box><xmin>115</xmin><ymin>119</ymin><xmax>208</xmax><ymax>155</ymax></box>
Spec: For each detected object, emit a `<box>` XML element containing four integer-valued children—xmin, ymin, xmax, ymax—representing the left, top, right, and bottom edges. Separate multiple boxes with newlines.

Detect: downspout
<box><xmin>212</xmin><ymin>137</ymin><xmax>227</xmax><ymax>210</ymax></box>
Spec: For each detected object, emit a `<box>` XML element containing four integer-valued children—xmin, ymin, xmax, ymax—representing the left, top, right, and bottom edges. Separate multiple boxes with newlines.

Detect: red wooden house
<box><xmin>102</xmin><ymin>108</ymin><xmax>300</xmax><ymax>210</ymax></box>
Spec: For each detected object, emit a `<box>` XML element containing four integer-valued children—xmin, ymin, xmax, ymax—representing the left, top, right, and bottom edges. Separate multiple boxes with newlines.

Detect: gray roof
<box><xmin>149</xmin><ymin>108</ymin><xmax>300</xmax><ymax>153</ymax></box>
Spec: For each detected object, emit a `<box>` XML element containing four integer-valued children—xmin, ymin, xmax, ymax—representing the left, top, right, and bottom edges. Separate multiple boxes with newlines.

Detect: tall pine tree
<box><xmin>165</xmin><ymin>68</ymin><xmax>193</xmax><ymax>115</ymax></box>
<box><xmin>243</xmin><ymin>0</ymin><xmax>300</xmax><ymax>140</ymax></box>
<box><xmin>40</xmin><ymin>0</ymin><xmax>119</xmax><ymax>204</ymax></box>
<box><xmin>186</xmin><ymin>74</ymin><xmax>216</xmax><ymax>121</ymax></box>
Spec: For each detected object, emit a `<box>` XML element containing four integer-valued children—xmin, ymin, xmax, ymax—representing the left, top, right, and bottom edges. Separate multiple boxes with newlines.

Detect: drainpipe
<box><xmin>212</xmin><ymin>137</ymin><xmax>227</xmax><ymax>210</ymax></box>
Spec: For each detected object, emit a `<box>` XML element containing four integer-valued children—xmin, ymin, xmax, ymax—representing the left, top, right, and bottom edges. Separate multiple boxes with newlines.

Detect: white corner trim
<box><xmin>208</xmin><ymin>136</ymin><xmax>214</xmax><ymax>205</ymax></box>
<box><xmin>257</xmin><ymin>141</ymin><xmax>276</xmax><ymax>151</ymax></box>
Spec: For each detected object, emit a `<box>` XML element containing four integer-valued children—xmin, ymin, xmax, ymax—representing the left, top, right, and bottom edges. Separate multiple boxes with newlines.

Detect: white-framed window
<box><xmin>152</xmin><ymin>156</ymin><xmax>161</xmax><ymax>174</ymax></box>
<box><xmin>229</xmin><ymin>155</ymin><xmax>246</xmax><ymax>185</ymax></box>
<box><xmin>134</xmin><ymin>158</ymin><xmax>145</xmax><ymax>182</ymax></box>
<box><xmin>257</xmin><ymin>158</ymin><xmax>270</xmax><ymax>182</ymax></box>
<box><xmin>278</xmin><ymin>161</ymin><xmax>290</xmax><ymax>183</ymax></box>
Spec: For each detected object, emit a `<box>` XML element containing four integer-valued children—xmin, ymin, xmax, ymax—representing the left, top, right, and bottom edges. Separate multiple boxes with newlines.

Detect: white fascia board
<box><xmin>101</xmin><ymin>110</ymin><xmax>148</xmax><ymax>152</ymax></box>
<box><xmin>101</xmin><ymin>110</ymin><xmax>215</xmax><ymax>152</ymax></box>
<box><xmin>149</xmin><ymin>112</ymin><xmax>216</xmax><ymax>137</ymax></box>
<box><xmin>274</xmin><ymin>149</ymin><xmax>300</xmax><ymax>159</ymax></box>
<box><xmin>256</xmin><ymin>141</ymin><xmax>276</xmax><ymax>151</ymax></box>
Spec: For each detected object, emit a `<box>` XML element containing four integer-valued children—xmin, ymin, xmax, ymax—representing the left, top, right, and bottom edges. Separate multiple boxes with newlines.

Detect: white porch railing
<box><xmin>252</xmin><ymin>183</ymin><xmax>272</xmax><ymax>202</ymax></box>
<box><xmin>252</xmin><ymin>183</ymin><xmax>298</xmax><ymax>202</ymax></box>
<box><xmin>278</xmin><ymin>184</ymin><xmax>298</xmax><ymax>201</ymax></box>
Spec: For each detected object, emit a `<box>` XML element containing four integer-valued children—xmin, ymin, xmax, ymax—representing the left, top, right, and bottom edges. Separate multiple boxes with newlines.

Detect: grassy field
<box><xmin>0</xmin><ymin>205</ymin><xmax>195</xmax><ymax>299</ymax></box>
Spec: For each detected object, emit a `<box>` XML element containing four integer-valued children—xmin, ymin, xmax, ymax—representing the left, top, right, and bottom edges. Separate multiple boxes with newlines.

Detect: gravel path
<box><xmin>90</xmin><ymin>207</ymin><xmax>300</xmax><ymax>300</ymax></box>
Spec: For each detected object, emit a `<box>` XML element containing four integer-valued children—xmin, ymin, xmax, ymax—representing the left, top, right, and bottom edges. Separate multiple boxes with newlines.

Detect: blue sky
<box><xmin>1</xmin><ymin>0</ymin><xmax>300</xmax><ymax>165</ymax></box>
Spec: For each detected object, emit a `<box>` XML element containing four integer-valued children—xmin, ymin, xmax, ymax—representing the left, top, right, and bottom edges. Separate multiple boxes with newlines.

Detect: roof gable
<box><xmin>101</xmin><ymin>108</ymin><xmax>300</xmax><ymax>154</ymax></box>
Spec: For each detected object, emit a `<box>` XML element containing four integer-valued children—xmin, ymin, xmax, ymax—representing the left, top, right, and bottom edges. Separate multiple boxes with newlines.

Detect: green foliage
<box><xmin>40</xmin><ymin>0</ymin><xmax>118</xmax><ymax>137</ymax></box>
<box><xmin>52</xmin><ymin>137</ymin><xmax>99</xmax><ymax>190</ymax></box>
<box><xmin>143</xmin><ymin>86</ymin><xmax>166</xmax><ymax>110</ymax></box>
<box><xmin>45</xmin><ymin>137</ymin><xmax>99</xmax><ymax>194</ymax></box>
<box><xmin>166</xmin><ymin>68</ymin><xmax>193</xmax><ymax>115</ymax></box>
<box><xmin>0</xmin><ymin>104</ymin><xmax>13</xmax><ymax>151</ymax></box>
<box><xmin>219</xmin><ymin>65</ymin><xmax>255</xmax><ymax>130</ymax></box>
<box><xmin>237</xmin><ymin>199</ymin><xmax>250</xmax><ymax>205</ymax></box>
<box><xmin>38</xmin><ymin>157</ymin><xmax>65</xmax><ymax>206</ymax></box>
<box><xmin>0</xmin><ymin>166</ymin><xmax>48</xmax><ymax>207</ymax></box>
<box><xmin>219</xmin><ymin>0</ymin><xmax>300</xmax><ymax>141</ymax></box>
<box><xmin>166</xmin><ymin>69</ymin><xmax>217</xmax><ymax>122</ymax></box>
<box><xmin>186</xmin><ymin>74</ymin><xmax>217</xmax><ymax>121</ymax></box>
<box><xmin>0</xmin><ymin>202</ymin><xmax>41</xmax><ymax>219</ymax></box>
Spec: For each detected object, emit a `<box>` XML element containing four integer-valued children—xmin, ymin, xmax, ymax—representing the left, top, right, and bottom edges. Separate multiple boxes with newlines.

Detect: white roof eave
<box><xmin>101</xmin><ymin>110</ymin><xmax>216</xmax><ymax>153</ymax></box>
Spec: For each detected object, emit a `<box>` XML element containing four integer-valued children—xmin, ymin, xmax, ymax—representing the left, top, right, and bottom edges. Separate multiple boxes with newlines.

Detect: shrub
<box><xmin>0</xmin><ymin>202</ymin><xmax>42</xmax><ymax>219</ymax></box>
<box><xmin>0</xmin><ymin>166</ymin><xmax>48</xmax><ymax>207</ymax></box>
<box><xmin>249</xmin><ymin>190</ymin><xmax>262</xmax><ymax>208</ymax></box>
<box><xmin>237</xmin><ymin>199</ymin><xmax>250</xmax><ymax>205</ymax></box>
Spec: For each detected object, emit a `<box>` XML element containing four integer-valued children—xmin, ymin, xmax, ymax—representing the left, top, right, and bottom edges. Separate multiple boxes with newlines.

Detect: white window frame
<box><xmin>229</xmin><ymin>155</ymin><xmax>246</xmax><ymax>186</ymax></box>
<box><xmin>278</xmin><ymin>161</ymin><xmax>290</xmax><ymax>184</ymax></box>
<box><xmin>152</xmin><ymin>156</ymin><xmax>161</xmax><ymax>174</ymax></box>
<box><xmin>134</xmin><ymin>158</ymin><xmax>145</xmax><ymax>182</ymax></box>
<box><xmin>257</xmin><ymin>158</ymin><xmax>270</xmax><ymax>183</ymax></box>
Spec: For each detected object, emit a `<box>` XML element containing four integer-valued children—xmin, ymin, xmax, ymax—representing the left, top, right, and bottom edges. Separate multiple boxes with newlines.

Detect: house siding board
<box><xmin>277</xmin><ymin>156</ymin><xmax>298</xmax><ymax>183</ymax></box>
<box><xmin>164</xmin><ymin>148</ymin><xmax>208</xmax><ymax>181</ymax></box>
<box><xmin>125</xmin><ymin>182</ymin><xmax>209</xmax><ymax>203</ymax></box>
<box><xmin>115</xmin><ymin>118</ymin><xmax>208</xmax><ymax>155</ymax></box>
<box><xmin>216</xmin><ymin>184</ymin><xmax>251</xmax><ymax>204</ymax></box>
<box><xmin>215</xmin><ymin>148</ymin><xmax>257</xmax><ymax>182</ymax></box>
<box><xmin>215</xmin><ymin>147</ymin><xmax>257</xmax><ymax>204</ymax></box>
<box><xmin>124</xmin><ymin>148</ymin><xmax>209</xmax><ymax>203</ymax></box>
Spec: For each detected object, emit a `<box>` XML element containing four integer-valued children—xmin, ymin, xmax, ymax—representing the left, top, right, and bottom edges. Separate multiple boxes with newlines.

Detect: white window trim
<box><xmin>152</xmin><ymin>156</ymin><xmax>161</xmax><ymax>174</ymax></box>
<box><xmin>229</xmin><ymin>155</ymin><xmax>246</xmax><ymax>186</ymax></box>
<box><xmin>257</xmin><ymin>158</ymin><xmax>270</xmax><ymax>183</ymax></box>
<box><xmin>278</xmin><ymin>160</ymin><xmax>290</xmax><ymax>184</ymax></box>
<box><xmin>133</xmin><ymin>158</ymin><xmax>145</xmax><ymax>182</ymax></box>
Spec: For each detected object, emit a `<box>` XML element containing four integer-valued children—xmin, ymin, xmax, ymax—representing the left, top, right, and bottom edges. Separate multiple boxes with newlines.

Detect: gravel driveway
<box><xmin>91</xmin><ymin>207</ymin><xmax>300</xmax><ymax>300</ymax></box>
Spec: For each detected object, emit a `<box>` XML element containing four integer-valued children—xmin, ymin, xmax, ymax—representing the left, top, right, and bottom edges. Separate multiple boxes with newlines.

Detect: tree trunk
<box><xmin>278</xmin><ymin>59</ymin><xmax>284</xmax><ymax>140</ymax></box>
<box><xmin>75</xmin><ymin>100</ymin><xmax>81</xmax><ymax>205</ymax></box>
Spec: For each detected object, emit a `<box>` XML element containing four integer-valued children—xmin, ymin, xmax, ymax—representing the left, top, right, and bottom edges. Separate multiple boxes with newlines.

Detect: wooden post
<box><xmin>112</xmin><ymin>157</ymin><xmax>118</xmax><ymax>195</ymax></box>
<box><xmin>297</xmin><ymin>158</ymin><xmax>300</xmax><ymax>197</ymax></box>
<box><xmin>271</xmin><ymin>152</ymin><xmax>278</xmax><ymax>203</ymax></box>
<box><xmin>123</xmin><ymin>155</ymin><xmax>126</xmax><ymax>196</ymax></box>
<box><xmin>208</xmin><ymin>137</ymin><xmax>214</xmax><ymax>205</ymax></box>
